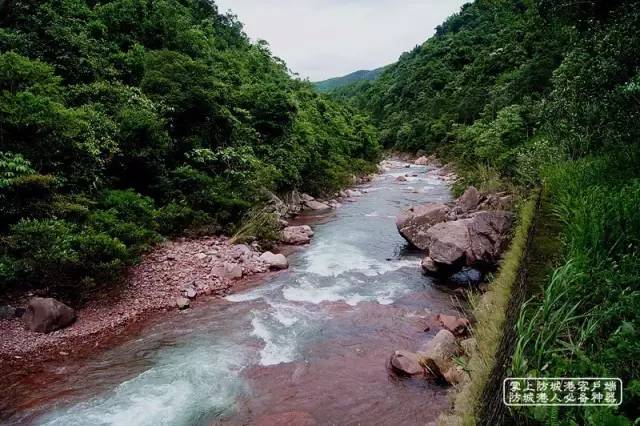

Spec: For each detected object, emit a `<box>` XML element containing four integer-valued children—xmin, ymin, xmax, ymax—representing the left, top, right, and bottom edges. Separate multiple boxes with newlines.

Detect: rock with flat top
<box><xmin>22</xmin><ymin>297</ymin><xmax>76</xmax><ymax>333</ymax></box>
<box><xmin>301</xmin><ymin>193</ymin><xmax>315</xmax><ymax>202</ymax></box>
<box><xmin>345</xmin><ymin>189</ymin><xmax>362</xmax><ymax>197</ymax></box>
<box><xmin>396</xmin><ymin>203</ymin><xmax>450</xmax><ymax>250</ymax></box>
<box><xmin>390</xmin><ymin>350</ymin><xmax>424</xmax><ymax>376</ymax></box>
<box><xmin>304</xmin><ymin>200</ymin><xmax>331</xmax><ymax>211</ymax></box>
<box><xmin>259</xmin><ymin>252</ymin><xmax>289</xmax><ymax>270</ymax></box>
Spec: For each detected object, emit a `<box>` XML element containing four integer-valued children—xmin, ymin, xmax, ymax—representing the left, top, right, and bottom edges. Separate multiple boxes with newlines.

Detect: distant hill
<box><xmin>314</xmin><ymin>66</ymin><xmax>389</xmax><ymax>93</ymax></box>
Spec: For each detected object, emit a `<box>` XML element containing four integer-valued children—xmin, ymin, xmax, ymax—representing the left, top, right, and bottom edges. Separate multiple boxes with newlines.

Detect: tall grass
<box><xmin>229</xmin><ymin>206</ymin><xmax>280</xmax><ymax>248</ymax></box>
<box><xmin>511</xmin><ymin>156</ymin><xmax>640</xmax><ymax>424</ymax></box>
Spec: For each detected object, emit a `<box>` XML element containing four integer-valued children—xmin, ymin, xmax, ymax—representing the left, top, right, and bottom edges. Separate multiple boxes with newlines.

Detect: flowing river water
<box><xmin>4</xmin><ymin>160</ymin><xmax>461</xmax><ymax>425</ymax></box>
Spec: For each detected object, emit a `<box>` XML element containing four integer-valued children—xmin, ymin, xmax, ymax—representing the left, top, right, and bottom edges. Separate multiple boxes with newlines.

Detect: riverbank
<box><xmin>0</xmin><ymin>168</ymin><xmax>388</xmax><ymax>375</ymax></box>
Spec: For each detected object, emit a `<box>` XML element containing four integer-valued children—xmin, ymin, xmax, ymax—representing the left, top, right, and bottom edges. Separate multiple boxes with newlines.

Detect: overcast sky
<box><xmin>215</xmin><ymin>0</ymin><xmax>469</xmax><ymax>81</ymax></box>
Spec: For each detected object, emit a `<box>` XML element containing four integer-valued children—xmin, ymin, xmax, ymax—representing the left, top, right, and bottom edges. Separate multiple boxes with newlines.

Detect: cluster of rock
<box><xmin>396</xmin><ymin>186</ymin><xmax>514</xmax><ymax>277</ymax></box>
<box><xmin>390</xmin><ymin>313</ymin><xmax>477</xmax><ymax>386</ymax></box>
<box><xmin>271</xmin><ymin>185</ymin><xmax>368</xmax><ymax>247</ymax></box>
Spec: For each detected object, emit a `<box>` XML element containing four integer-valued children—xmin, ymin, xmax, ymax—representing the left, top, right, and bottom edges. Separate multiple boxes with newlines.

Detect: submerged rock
<box><xmin>390</xmin><ymin>350</ymin><xmax>424</xmax><ymax>376</ymax></box>
<box><xmin>22</xmin><ymin>297</ymin><xmax>76</xmax><ymax>333</ymax></box>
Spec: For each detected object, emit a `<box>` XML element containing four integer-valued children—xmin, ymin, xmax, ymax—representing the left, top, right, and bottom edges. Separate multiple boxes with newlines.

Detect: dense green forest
<box><xmin>0</xmin><ymin>0</ymin><xmax>380</xmax><ymax>298</ymax></box>
<box><xmin>333</xmin><ymin>0</ymin><xmax>639</xmax><ymax>424</ymax></box>
<box><xmin>314</xmin><ymin>66</ymin><xmax>388</xmax><ymax>93</ymax></box>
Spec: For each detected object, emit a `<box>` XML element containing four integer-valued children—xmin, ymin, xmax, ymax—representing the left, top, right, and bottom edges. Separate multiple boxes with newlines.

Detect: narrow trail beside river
<box><xmin>3</xmin><ymin>160</ymin><xmax>461</xmax><ymax>426</ymax></box>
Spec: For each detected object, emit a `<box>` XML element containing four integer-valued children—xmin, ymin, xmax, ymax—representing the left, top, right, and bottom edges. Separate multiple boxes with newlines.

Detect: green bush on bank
<box><xmin>0</xmin><ymin>0</ymin><xmax>381</xmax><ymax>299</ymax></box>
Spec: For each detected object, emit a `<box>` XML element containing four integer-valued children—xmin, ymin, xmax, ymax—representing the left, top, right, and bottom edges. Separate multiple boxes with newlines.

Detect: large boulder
<box><xmin>281</xmin><ymin>225</ymin><xmax>314</xmax><ymax>245</ymax></box>
<box><xmin>422</xmin><ymin>211</ymin><xmax>514</xmax><ymax>275</ymax></box>
<box><xmin>259</xmin><ymin>251</ymin><xmax>289</xmax><ymax>270</ymax></box>
<box><xmin>466</xmin><ymin>211</ymin><xmax>513</xmax><ymax>265</ymax></box>
<box><xmin>396</xmin><ymin>203</ymin><xmax>450</xmax><ymax>250</ymax></box>
<box><xmin>22</xmin><ymin>297</ymin><xmax>76</xmax><ymax>333</ymax></box>
<box><xmin>390</xmin><ymin>350</ymin><xmax>424</xmax><ymax>376</ymax></box>
<box><xmin>417</xmin><ymin>330</ymin><xmax>459</xmax><ymax>379</ymax></box>
<box><xmin>456</xmin><ymin>186</ymin><xmax>481</xmax><ymax>213</ymax></box>
<box><xmin>425</xmin><ymin>219</ymin><xmax>472</xmax><ymax>267</ymax></box>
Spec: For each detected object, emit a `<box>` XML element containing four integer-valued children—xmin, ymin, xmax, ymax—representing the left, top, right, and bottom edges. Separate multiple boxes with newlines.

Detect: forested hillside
<box><xmin>0</xmin><ymin>0</ymin><xmax>380</xmax><ymax>299</ymax></box>
<box><xmin>314</xmin><ymin>66</ymin><xmax>388</xmax><ymax>93</ymax></box>
<box><xmin>335</xmin><ymin>0</ymin><xmax>640</xmax><ymax>424</ymax></box>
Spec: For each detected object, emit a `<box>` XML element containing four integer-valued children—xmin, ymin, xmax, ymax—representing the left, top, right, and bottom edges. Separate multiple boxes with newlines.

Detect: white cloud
<box><xmin>215</xmin><ymin>0</ymin><xmax>469</xmax><ymax>81</ymax></box>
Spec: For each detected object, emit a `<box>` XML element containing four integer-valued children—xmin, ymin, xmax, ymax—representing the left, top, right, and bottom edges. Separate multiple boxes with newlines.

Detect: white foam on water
<box><xmin>251</xmin><ymin>316</ymin><xmax>297</xmax><ymax>366</ymax></box>
<box><xmin>301</xmin><ymin>240</ymin><xmax>418</xmax><ymax>278</ymax></box>
<box><xmin>225</xmin><ymin>281</ymin><xmax>283</xmax><ymax>303</ymax></box>
<box><xmin>37</xmin><ymin>342</ymin><xmax>248</xmax><ymax>426</ymax></box>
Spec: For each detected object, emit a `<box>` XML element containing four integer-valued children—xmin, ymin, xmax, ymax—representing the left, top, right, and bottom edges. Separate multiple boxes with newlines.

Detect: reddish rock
<box><xmin>456</xmin><ymin>186</ymin><xmax>481</xmax><ymax>212</ymax></box>
<box><xmin>390</xmin><ymin>350</ymin><xmax>424</xmax><ymax>376</ymax></box>
<box><xmin>417</xmin><ymin>330</ymin><xmax>459</xmax><ymax>379</ymax></box>
<box><xmin>22</xmin><ymin>297</ymin><xmax>76</xmax><ymax>333</ymax></box>
<box><xmin>436</xmin><ymin>314</ymin><xmax>471</xmax><ymax>337</ymax></box>
<box><xmin>224</xmin><ymin>262</ymin><xmax>243</xmax><ymax>279</ymax></box>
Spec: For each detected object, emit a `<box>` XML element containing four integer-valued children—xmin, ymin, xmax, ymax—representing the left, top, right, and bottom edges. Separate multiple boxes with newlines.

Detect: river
<box><xmin>4</xmin><ymin>160</ymin><xmax>460</xmax><ymax>425</ymax></box>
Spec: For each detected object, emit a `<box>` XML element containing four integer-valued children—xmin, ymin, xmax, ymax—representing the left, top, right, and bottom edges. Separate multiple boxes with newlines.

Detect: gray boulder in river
<box><xmin>421</xmin><ymin>211</ymin><xmax>514</xmax><ymax>275</ymax></box>
<box><xmin>396</xmin><ymin>203</ymin><xmax>450</xmax><ymax>250</ymax></box>
<box><xmin>22</xmin><ymin>297</ymin><xmax>76</xmax><ymax>333</ymax></box>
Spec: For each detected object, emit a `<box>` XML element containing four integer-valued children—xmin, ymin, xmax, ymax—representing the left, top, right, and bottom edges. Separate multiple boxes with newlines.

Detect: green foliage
<box><xmin>0</xmin><ymin>0</ymin><xmax>381</xmax><ymax>297</ymax></box>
